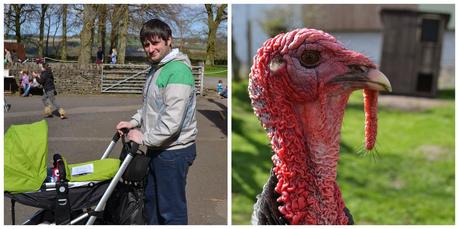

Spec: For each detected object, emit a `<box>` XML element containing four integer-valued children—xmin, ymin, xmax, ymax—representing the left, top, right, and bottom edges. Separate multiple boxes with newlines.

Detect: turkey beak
<box><xmin>331</xmin><ymin>66</ymin><xmax>392</xmax><ymax>92</ymax></box>
<box><xmin>364</xmin><ymin>69</ymin><xmax>392</xmax><ymax>92</ymax></box>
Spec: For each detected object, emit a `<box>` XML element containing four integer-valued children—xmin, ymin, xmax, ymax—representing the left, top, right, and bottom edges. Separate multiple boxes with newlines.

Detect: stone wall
<box><xmin>7</xmin><ymin>62</ymin><xmax>102</xmax><ymax>95</ymax></box>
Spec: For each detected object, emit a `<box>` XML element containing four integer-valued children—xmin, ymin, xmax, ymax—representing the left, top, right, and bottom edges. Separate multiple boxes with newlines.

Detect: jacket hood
<box><xmin>157</xmin><ymin>48</ymin><xmax>192</xmax><ymax>69</ymax></box>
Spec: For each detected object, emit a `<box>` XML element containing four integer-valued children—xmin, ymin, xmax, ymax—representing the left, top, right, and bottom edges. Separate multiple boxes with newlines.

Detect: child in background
<box><xmin>110</xmin><ymin>48</ymin><xmax>117</xmax><ymax>64</ymax></box>
<box><xmin>217</xmin><ymin>80</ymin><xmax>223</xmax><ymax>95</ymax></box>
<box><xmin>20</xmin><ymin>70</ymin><xmax>31</xmax><ymax>97</ymax></box>
<box><xmin>220</xmin><ymin>86</ymin><xmax>227</xmax><ymax>98</ymax></box>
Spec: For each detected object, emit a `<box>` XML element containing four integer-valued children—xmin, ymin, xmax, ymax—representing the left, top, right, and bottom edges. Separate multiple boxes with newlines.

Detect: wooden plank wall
<box><xmin>301</xmin><ymin>4</ymin><xmax>418</xmax><ymax>31</ymax></box>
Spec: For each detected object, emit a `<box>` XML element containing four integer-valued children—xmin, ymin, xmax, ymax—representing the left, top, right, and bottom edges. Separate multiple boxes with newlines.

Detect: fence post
<box><xmin>199</xmin><ymin>61</ymin><xmax>205</xmax><ymax>95</ymax></box>
<box><xmin>100</xmin><ymin>64</ymin><xmax>104</xmax><ymax>93</ymax></box>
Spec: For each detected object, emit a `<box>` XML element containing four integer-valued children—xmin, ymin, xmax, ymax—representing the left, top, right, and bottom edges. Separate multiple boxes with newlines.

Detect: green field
<box><xmin>232</xmin><ymin>80</ymin><xmax>455</xmax><ymax>225</ymax></box>
<box><xmin>204</xmin><ymin>65</ymin><xmax>228</xmax><ymax>78</ymax></box>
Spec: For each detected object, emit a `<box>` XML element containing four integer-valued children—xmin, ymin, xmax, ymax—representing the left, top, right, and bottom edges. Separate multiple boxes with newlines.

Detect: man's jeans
<box><xmin>144</xmin><ymin>143</ymin><xmax>196</xmax><ymax>225</ymax></box>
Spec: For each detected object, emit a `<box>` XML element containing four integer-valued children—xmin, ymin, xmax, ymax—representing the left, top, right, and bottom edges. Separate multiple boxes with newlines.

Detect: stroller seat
<box><xmin>65</xmin><ymin>158</ymin><xmax>121</xmax><ymax>182</ymax></box>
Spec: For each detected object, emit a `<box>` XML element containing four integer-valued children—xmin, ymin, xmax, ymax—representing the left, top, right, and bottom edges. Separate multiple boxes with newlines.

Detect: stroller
<box><xmin>4</xmin><ymin>120</ymin><xmax>148</xmax><ymax>225</ymax></box>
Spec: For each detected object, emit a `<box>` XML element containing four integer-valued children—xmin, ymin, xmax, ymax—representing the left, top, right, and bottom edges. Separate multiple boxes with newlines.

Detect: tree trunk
<box><xmin>110</xmin><ymin>5</ymin><xmax>121</xmax><ymax>53</ymax></box>
<box><xmin>45</xmin><ymin>11</ymin><xmax>52</xmax><ymax>57</ymax></box>
<box><xmin>117</xmin><ymin>5</ymin><xmax>129</xmax><ymax>64</ymax></box>
<box><xmin>232</xmin><ymin>35</ymin><xmax>241</xmax><ymax>82</ymax></box>
<box><xmin>60</xmin><ymin>5</ymin><xmax>68</xmax><ymax>60</ymax></box>
<box><xmin>52</xmin><ymin>19</ymin><xmax>60</xmax><ymax>57</ymax></box>
<box><xmin>91</xmin><ymin>25</ymin><xmax>95</xmax><ymax>50</ymax></box>
<box><xmin>38</xmin><ymin>4</ymin><xmax>48</xmax><ymax>58</ymax></box>
<box><xmin>13</xmin><ymin>5</ymin><xmax>23</xmax><ymax>43</ymax></box>
<box><xmin>206</xmin><ymin>23</ymin><xmax>217</xmax><ymax>66</ymax></box>
<box><xmin>78</xmin><ymin>5</ymin><xmax>97</xmax><ymax>65</ymax></box>
<box><xmin>204</xmin><ymin>4</ymin><xmax>227</xmax><ymax>66</ymax></box>
<box><xmin>98</xmin><ymin>5</ymin><xmax>107</xmax><ymax>54</ymax></box>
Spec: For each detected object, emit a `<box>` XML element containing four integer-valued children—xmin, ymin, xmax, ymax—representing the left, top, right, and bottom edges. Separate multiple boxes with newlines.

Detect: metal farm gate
<box><xmin>101</xmin><ymin>64</ymin><xmax>204</xmax><ymax>95</ymax></box>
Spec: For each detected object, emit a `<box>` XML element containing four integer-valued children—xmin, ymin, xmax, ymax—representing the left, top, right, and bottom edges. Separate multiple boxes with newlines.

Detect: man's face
<box><xmin>143</xmin><ymin>36</ymin><xmax>172</xmax><ymax>63</ymax></box>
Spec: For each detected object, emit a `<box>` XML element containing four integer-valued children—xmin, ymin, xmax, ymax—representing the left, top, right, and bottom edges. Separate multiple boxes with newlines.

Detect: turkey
<box><xmin>248</xmin><ymin>28</ymin><xmax>392</xmax><ymax>225</ymax></box>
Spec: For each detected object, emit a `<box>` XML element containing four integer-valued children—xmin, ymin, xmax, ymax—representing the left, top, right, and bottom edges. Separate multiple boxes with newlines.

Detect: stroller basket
<box><xmin>4</xmin><ymin>120</ymin><xmax>140</xmax><ymax>225</ymax></box>
<box><xmin>6</xmin><ymin>180</ymin><xmax>110</xmax><ymax>212</ymax></box>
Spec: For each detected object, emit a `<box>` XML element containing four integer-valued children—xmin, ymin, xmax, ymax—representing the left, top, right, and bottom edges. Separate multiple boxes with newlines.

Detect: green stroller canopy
<box><xmin>5</xmin><ymin>120</ymin><xmax>122</xmax><ymax>194</ymax></box>
<box><xmin>5</xmin><ymin>120</ymin><xmax>49</xmax><ymax>193</ymax></box>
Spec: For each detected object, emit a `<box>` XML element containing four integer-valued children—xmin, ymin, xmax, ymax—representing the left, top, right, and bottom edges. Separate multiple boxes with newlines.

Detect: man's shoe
<box><xmin>43</xmin><ymin>106</ymin><xmax>52</xmax><ymax>117</ymax></box>
<box><xmin>58</xmin><ymin>108</ymin><xmax>66</xmax><ymax>119</ymax></box>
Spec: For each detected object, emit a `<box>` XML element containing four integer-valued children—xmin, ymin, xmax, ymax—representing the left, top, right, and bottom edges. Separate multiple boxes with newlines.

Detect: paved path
<box><xmin>4</xmin><ymin>94</ymin><xmax>227</xmax><ymax>225</ymax></box>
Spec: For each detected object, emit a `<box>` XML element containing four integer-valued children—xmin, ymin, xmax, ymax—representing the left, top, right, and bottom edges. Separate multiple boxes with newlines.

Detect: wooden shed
<box><xmin>4</xmin><ymin>42</ymin><xmax>26</xmax><ymax>61</ymax></box>
<box><xmin>379</xmin><ymin>9</ymin><xmax>450</xmax><ymax>97</ymax></box>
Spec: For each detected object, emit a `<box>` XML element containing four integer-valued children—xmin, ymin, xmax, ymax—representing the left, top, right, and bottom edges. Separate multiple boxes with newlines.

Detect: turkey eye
<box><xmin>300</xmin><ymin>50</ymin><xmax>321</xmax><ymax>68</ymax></box>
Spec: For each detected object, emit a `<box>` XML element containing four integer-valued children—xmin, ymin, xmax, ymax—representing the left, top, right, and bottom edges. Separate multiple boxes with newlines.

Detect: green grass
<box><xmin>205</xmin><ymin>65</ymin><xmax>228</xmax><ymax>78</ymax></box>
<box><xmin>232</xmin><ymin>80</ymin><xmax>455</xmax><ymax>225</ymax></box>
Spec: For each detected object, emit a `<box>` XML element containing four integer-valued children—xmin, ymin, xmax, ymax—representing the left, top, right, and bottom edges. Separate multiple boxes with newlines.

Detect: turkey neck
<box><xmin>275</xmin><ymin>93</ymin><xmax>350</xmax><ymax>225</ymax></box>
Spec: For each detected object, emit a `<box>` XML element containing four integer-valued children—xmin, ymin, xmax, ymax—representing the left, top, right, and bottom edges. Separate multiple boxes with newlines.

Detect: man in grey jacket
<box><xmin>116</xmin><ymin>18</ymin><xmax>197</xmax><ymax>225</ymax></box>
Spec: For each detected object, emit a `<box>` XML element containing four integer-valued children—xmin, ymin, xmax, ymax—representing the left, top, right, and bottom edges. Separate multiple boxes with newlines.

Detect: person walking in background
<box><xmin>116</xmin><ymin>18</ymin><xmax>197</xmax><ymax>225</ymax></box>
<box><xmin>32</xmin><ymin>63</ymin><xmax>66</xmax><ymax>119</ymax></box>
<box><xmin>20</xmin><ymin>70</ymin><xmax>31</xmax><ymax>97</ymax></box>
<box><xmin>96</xmin><ymin>47</ymin><xmax>104</xmax><ymax>64</ymax></box>
<box><xmin>110</xmin><ymin>48</ymin><xmax>117</xmax><ymax>64</ymax></box>
<box><xmin>5</xmin><ymin>48</ymin><xmax>12</xmax><ymax>65</ymax></box>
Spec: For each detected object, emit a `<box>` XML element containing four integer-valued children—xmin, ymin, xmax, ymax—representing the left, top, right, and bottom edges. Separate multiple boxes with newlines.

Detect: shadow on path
<box><xmin>198</xmin><ymin>109</ymin><xmax>227</xmax><ymax>136</ymax></box>
<box><xmin>197</xmin><ymin>98</ymin><xmax>227</xmax><ymax>136</ymax></box>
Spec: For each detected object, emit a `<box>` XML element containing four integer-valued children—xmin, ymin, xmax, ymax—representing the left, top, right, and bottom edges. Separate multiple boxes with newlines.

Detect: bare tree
<box><xmin>59</xmin><ymin>4</ymin><xmax>82</xmax><ymax>60</ymax></box>
<box><xmin>44</xmin><ymin>5</ymin><xmax>62</xmax><ymax>57</ymax></box>
<box><xmin>97</xmin><ymin>5</ymin><xmax>108</xmax><ymax>54</ymax></box>
<box><xmin>204</xmin><ymin>4</ymin><xmax>227</xmax><ymax>66</ymax></box>
<box><xmin>117</xmin><ymin>5</ymin><xmax>129</xmax><ymax>64</ymax></box>
<box><xmin>4</xmin><ymin>5</ymin><xmax>13</xmax><ymax>38</ymax></box>
<box><xmin>60</xmin><ymin>5</ymin><xmax>68</xmax><ymax>60</ymax></box>
<box><xmin>128</xmin><ymin>5</ymin><xmax>184</xmax><ymax>39</ymax></box>
<box><xmin>13</xmin><ymin>5</ymin><xmax>24</xmax><ymax>43</ymax></box>
<box><xmin>38</xmin><ymin>4</ymin><xmax>49</xmax><ymax>57</ymax></box>
<box><xmin>78</xmin><ymin>5</ymin><xmax>97</xmax><ymax>65</ymax></box>
<box><xmin>11</xmin><ymin>4</ymin><xmax>34</xmax><ymax>43</ymax></box>
<box><xmin>168</xmin><ymin>6</ymin><xmax>205</xmax><ymax>51</ymax></box>
<box><xmin>110</xmin><ymin>5</ymin><xmax>122</xmax><ymax>53</ymax></box>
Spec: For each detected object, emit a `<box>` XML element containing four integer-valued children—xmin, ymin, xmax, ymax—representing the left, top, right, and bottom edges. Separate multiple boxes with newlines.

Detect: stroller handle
<box><xmin>112</xmin><ymin>127</ymin><xmax>132</xmax><ymax>142</ymax></box>
<box><xmin>130</xmin><ymin>142</ymin><xmax>139</xmax><ymax>156</ymax></box>
<box><xmin>112</xmin><ymin>132</ymin><xmax>121</xmax><ymax>142</ymax></box>
<box><xmin>101</xmin><ymin>131</ymin><xmax>123</xmax><ymax>159</ymax></box>
<box><xmin>120</xmin><ymin>128</ymin><xmax>140</xmax><ymax>155</ymax></box>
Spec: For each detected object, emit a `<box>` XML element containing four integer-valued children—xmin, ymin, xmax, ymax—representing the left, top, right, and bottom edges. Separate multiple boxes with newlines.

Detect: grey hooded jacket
<box><xmin>130</xmin><ymin>49</ymin><xmax>197</xmax><ymax>150</ymax></box>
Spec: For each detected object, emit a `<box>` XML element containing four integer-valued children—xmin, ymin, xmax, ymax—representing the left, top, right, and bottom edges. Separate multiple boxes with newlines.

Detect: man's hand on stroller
<box><xmin>116</xmin><ymin>121</ymin><xmax>134</xmax><ymax>135</ymax></box>
<box><xmin>127</xmin><ymin>128</ymin><xmax>144</xmax><ymax>145</ymax></box>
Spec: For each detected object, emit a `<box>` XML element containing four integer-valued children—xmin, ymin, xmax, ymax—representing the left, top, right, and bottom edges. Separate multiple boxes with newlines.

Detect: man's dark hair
<box><xmin>40</xmin><ymin>62</ymin><xmax>51</xmax><ymax>71</ymax></box>
<box><xmin>140</xmin><ymin>19</ymin><xmax>172</xmax><ymax>44</ymax></box>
